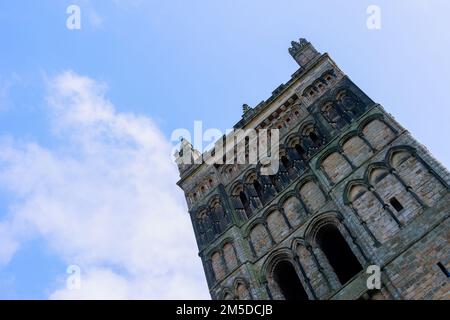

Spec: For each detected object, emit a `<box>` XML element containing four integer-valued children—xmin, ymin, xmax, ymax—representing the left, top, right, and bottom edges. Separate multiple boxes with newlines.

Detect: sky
<box><xmin>0</xmin><ymin>0</ymin><xmax>449</xmax><ymax>299</ymax></box>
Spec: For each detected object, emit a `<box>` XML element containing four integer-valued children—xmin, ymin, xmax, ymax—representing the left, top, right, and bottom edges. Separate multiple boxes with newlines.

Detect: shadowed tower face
<box><xmin>176</xmin><ymin>38</ymin><xmax>450</xmax><ymax>300</ymax></box>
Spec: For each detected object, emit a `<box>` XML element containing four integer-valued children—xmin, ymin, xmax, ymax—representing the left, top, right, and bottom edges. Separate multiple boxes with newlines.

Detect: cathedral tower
<box><xmin>176</xmin><ymin>39</ymin><xmax>450</xmax><ymax>300</ymax></box>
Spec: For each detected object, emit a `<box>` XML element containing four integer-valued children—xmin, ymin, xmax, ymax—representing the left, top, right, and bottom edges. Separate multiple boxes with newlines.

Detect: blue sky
<box><xmin>0</xmin><ymin>0</ymin><xmax>449</xmax><ymax>299</ymax></box>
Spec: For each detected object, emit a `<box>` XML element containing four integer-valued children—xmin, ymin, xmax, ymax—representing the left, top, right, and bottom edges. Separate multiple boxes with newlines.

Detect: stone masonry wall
<box><xmin>177</xmin><ymin>46</ymin><xmax>450</xmax><ymax>300</ymax></box>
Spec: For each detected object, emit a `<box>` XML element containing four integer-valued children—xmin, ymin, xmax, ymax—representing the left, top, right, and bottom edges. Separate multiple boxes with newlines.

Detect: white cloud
<box><xmin>0</xmin><ymin>223</ymin><xmax>19</xmax><ymax>266</ymax></box>
<box><xmin>0</xmin><ymin>71</ymin><xmax>209</xmax><ymax>299</ymax></box>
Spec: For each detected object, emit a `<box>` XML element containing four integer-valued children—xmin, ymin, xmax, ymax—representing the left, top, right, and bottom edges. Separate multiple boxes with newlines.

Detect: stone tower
<box><xmin>175</xmin><ymin>38</ymin><xmax>450</xmax><ymax>300</ymax></box>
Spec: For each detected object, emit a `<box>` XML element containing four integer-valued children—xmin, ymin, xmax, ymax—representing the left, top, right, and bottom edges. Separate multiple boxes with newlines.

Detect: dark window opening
<box><xmin>317</xmin><ymin>224</ymin><xmax>363</xmax><ymax>285</ymax></box>
<box><xmin>390</xmin><ymin>197</ymin><xmax>404</xmax><ymax>212</ymax></box>
<box><xmin>281</xmin><ymin>156</ymin><xmax>292</xmax><ymax>169</ymax></box>
<box><xmin>309</xmin><ymin>131</ymin><xmax>321</xmax><ymax>146</ymax></box>
<box><xmin>437</xmin><ymin>262</ymin><xmax>450</xmax><ymax>278</ymax></box>
<box><xmin>253</xmin><ymin>180</ymin><xmax>263</xmax><ymax>199</ymax></box>
<box><xmin>281</xmin><ymin>156</ymin><xmax>291</xmax><ymax>169</ymax></box>
<box><xmin>294</xmin><ymin>144</ymin><xmax>307</xmax><ymax>161</ymax></box>
<box><xmin>239</xmin><ymin>191</ymin><xmax>251</xmax><ymax>216</ymax></box>
<box><xmin>273</xmin><ymin>261</ymin><xmax>309</xmax><ymax>301</ymax></box>
<box><xmin>245</xmin><ymin>137</ymin><xmax>250</xmax><ymax>157</ymax></box>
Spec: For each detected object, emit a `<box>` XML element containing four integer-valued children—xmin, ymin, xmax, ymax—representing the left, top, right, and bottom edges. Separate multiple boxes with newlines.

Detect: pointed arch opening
<box><xmin>239</xmin><ymin>191</ymin><xmax>251</xmax><ymax>215</ymax></box>
<box><xmin>316</xmin><ymin>224</ymin><xmax>362</xmax><ymax>284</ymax></box>
<box><xmin>273</xmin><ymin>260</ymin><xmax>309</xmax><ymax>300</ymax></box>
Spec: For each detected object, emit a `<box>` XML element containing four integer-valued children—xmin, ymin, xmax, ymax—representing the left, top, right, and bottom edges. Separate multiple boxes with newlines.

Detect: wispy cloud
<box><xmin>0</xmin><ymin>71</ymin><xmax>209</xmax><ymax>299</ymax></box>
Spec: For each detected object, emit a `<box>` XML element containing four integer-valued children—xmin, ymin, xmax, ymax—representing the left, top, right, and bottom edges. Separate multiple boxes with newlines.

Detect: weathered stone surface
<box><xmin>176</xmin><ymin>39</ymin><xmax>450</xmax><ymax>300</ymax></box>
<box><xmin>342</xmin><ymin>136</ymin><xmax>372</xmax><ymax>167</ymax></box>
<box><xmin>362</xmin><ymin>119</ymin><xmax>395</xmax><ymax>150</ymax></box>
<box><xmin>299</xmin><ymin>181</ymin><xmax>326</xmax><ymax>213</ymax></box>
<box><xmin>322</xmin><ymin>151</ymin><xmax>352</xmax><ymax>183</ymax></box>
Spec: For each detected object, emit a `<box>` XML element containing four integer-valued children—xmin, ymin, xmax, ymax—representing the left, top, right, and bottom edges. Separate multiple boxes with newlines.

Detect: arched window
<box><xmin>230</xmin><ymin>185</ymin><xmax>252</xmax><ymax>220</ymax></box>
<box><xmin>211</xmin><ymin>251</ymin><xmax>226</xmax><ymax>280</ymax></box>
<box><xmin>223</xmin><ymin>242</ymin><xmax>238</xmax><ymax>271</ymax></box>
<box><xmin>309</xmin><ymin>131</ymin><xmax>321</xmax><ymax>146</ymax></box>
<box><xmin>236</xmin><ymin>283</ymin><xmax>252</xmax><ymax>300</ymax></box>
<box><xmin>321</xmin><ymin>151</ymin><xmax>352</xmax><ymax>183</ymax></box>
<box><xmin>239</xmin><ymin>191</ymin><xmax>251</xmax><ymax>216</ymax></box>
<box><xmin>337</xmin><ymin>90</ymin><xmax>364</xmax><ymax>118</ymax></box>
<box><xmin>281</xmin><ymin>155</ymin><xmax>291</xmax><ymax>169</ymax></box>
<box><xmin>299</xmin><ymin>180</ymin><xmax>326</xmax><ymax>213</ymax></box>
<box><xmin>361</xmin><ymin>118</ymin><xmax>395</xmax><ymax>150</ymax></box>
<box><xmin>348</xmin><ymin>183</ymin><xmax>400</xmax><ymax>243</ymax></box>
<box><xmin>316</xmin><ymin>224</ymin><xmax>362</xmax><ymax>284</ymax></box>
<box><xmin>273</xmin><ymin>261</ymin><xmax>309</xmax><ymax>300</ymax></box>
<box><xmin>211</xmin><ymin>199</ymin><xmax>230</xmax><ymax>233</ymax></box>
<box><xmin>253</xmin><ymin>179</ymin><xmax>263</xmax><ymax>200</ymax></box>
<box><xmin>302</xmin><ymin>123</ymin><xmax>325</xmax><ymax>150</ymax></box>
<box><xmin>266</xmin><ymin>210</ymin><xmax>289</xmax><ymax>242</ymax></box>
<box><xmin>322</xmin><ymin>101</ymin><xmax>348</xmax><ymax>129</ymax></box>
<box><xmin>342</xmin><ymin>135</ymin><xmax>372</xmax><ymax>166</ymax></box>
<box><xmin>244</xmin><ymin>173</ymin><xmax>264</xmax><ymax>208</ymax></box>
<box><xmin>368</xmin><ymin>166</ymin><xmax>421</xmax><ymax>224</ymax></box>
<box><xmin>249</xmin><ymin>224</ymin><xmax>271</xmax><ymax>256</ymax></box>
<box><xmin>294</xmin><ymin>143</ymin><xmax>307</xmax><ymax>161</ymax></box>
<box><xmin>390</xmin><ymin>149</ymin><xmax>446</xmax><ymax>207</ymax></box>
<box><xmin>280</xmin><ymin>152</ymin><xmax>299</xmax><ymax>181</ymax></box>
<box><xmin>198</xmin><ymin>210</ymin><xmax>214</xmax><ymax>244</ymax></box>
